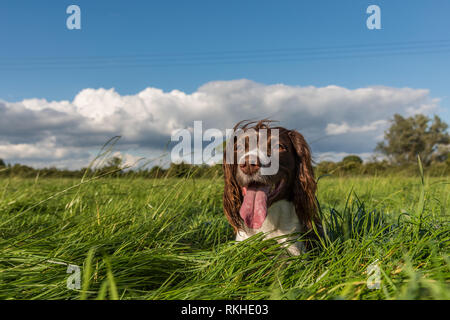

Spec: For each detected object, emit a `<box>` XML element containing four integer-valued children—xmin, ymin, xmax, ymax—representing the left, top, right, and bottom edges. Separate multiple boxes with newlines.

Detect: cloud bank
<box><xmin>0</xmin><ymin>79</ymin><xmax>440</xmax><ymax>168</ymax></box>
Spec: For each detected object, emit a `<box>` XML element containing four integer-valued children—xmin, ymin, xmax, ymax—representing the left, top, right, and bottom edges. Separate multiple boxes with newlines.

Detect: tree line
<box><xmin>0</xmin><ymin>113</ymin><xmax>448</xmax><ymax>178</ymax></box>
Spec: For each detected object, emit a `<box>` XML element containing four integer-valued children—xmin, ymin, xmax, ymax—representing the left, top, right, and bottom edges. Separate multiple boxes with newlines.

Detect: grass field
<box><xmin>0</xmin><ymin>173</ymin><xmax>449</xmax><ymax>300</ymax></box>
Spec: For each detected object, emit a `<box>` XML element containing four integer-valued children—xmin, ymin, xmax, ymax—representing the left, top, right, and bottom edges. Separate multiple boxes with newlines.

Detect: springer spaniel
<box><xmin>223</xmin><ymin>120</ymin><xmax>321</xmax><ymax>255</ymax></box>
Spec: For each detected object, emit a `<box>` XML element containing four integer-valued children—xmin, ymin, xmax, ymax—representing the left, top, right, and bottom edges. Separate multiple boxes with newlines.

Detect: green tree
<box><xmin>0</xmin><ymin>158</ymin><xmax>5</xmax><ymax>167</ymax></box>
<box><xmin>342</xmin><ymin>155</ymin><xmax>363</xmax><ymax>164</ymax></box>
<box><xmin>148</xmin><ymin>165</ymin><xmax>166</xmax><ymax>178</ymax></box>
<box><xmin>98</xmin><ymin>156</ymin><xmax>123</xmax><ymax>177</ymax></box>
<box><xmin>107</xmin><ymin>156</ymin><xmax>123</xmax><ymax>168</ymax></box>
<box><xmin>316</xmin><ymin>161</ymin><xmax>337</xmax><ymax>176</ymax></box>
<box><xmin>167</xmin><ymin>162</ymin><xmax>191</xmax><ymax>178</ymax></box>
<box><xmin>376</xmin><ymin>114</ymin><xmax>449</xmax><ymax>165</ymax></box>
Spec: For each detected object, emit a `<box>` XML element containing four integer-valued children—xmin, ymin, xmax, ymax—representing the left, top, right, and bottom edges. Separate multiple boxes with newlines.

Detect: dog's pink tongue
<box><xmin>239</xmin><ymin>186</ymin><xmax>269</xmax><ymax>229</ymax></box>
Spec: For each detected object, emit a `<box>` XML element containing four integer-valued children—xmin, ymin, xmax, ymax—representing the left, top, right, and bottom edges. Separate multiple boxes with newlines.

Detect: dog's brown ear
<box><xmin>222</xmin><ymin>139</ymin><xmax>242</xmax><ymax>232</ymax></box>
<box><xmin>288</xmin><ymin>130</ymin><xmax>321</xmax><ymax>233</ymax></box>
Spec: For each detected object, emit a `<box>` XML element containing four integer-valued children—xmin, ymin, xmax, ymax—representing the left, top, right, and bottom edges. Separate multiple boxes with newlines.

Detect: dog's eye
<box><xmin>273</xmin><ymin>143</ymin><xmax>287</xmax><ymax>153</ymax></box>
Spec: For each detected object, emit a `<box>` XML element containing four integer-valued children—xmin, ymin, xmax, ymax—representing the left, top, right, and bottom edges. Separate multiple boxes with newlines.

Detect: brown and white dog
<box><xmin>222</xmin><ymin>120</ymin><xmax>321</xmax><ymax>255</ymax></box>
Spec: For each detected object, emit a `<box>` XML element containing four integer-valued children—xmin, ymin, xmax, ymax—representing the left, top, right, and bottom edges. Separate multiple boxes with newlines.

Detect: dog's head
<box><xmin>223</xmin><ymin>120</ymin><xmax>319</xmax><ymax>232</ymax></box>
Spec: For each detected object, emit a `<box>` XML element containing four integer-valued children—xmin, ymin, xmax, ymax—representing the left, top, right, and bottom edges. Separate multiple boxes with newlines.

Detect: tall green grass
<box><xmin>0</xmin><ymin>173</ymin><xmax>448</xmax><ymax>299</ymax></box>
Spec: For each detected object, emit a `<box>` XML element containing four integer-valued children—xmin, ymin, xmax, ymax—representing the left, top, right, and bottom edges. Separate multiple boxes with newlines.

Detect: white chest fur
<box><xmin>235</xmin><ymin>199</ymin><xmax>306</xmax><ymax>255</ymax></box>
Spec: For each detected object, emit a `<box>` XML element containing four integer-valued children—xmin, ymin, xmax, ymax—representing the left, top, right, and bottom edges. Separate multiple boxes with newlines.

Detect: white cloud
<box><xmin>0</xmin><ymin>79</ymin><xmax>441</xmax><ymax>168</ymax></box>
<box><xmin>110</xmin><ymin>151</ymin><xmax>145</xmax><ymax>169</ymax></box>
<box><xmin>315</xmin><ymin>152</ymin><xmax>374</xmax><ymax>163</ymax></box>
<box><xmin>0</xmin><ymin>137</ymin><xmax>86</xmax><ymax>161</ymax></box>
<box><xmin>326</xmin><ymin>120</ymin><xmax>388</xmax><ymax>135</ymax></box>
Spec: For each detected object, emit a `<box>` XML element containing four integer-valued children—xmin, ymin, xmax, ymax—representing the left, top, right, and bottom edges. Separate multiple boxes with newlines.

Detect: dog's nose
<box><xmin>239</xmin><ymin>157</ymin><xmax>261</xmax><ymax>175</ymax></box>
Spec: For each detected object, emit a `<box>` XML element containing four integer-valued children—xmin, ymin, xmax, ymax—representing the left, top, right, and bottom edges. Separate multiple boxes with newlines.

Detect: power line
<box><xmin>0</xmin><ymin>39</ymin><xmax>449</xmax><ymax>70</ymax></box>
<box><xmin>2</xmin><ymin>38</ymin><xmax>450</xmax><ymax>61</ymax></box>
<box><xmin>4</xmin><ymin>42</ymin><xmax>450</xmax><ymax>66</ymax></box>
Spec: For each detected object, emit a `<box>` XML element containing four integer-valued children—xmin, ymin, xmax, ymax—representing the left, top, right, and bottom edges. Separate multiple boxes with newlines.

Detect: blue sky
<box><xmin>0</xmin><ymin>1</ymin><xmax>449</xmax><ymax>104</ymax></box>
<box><xmin>0</xmin><ymin>0</ymin><xmax>449</xmax><ymax>168</ymax></box>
